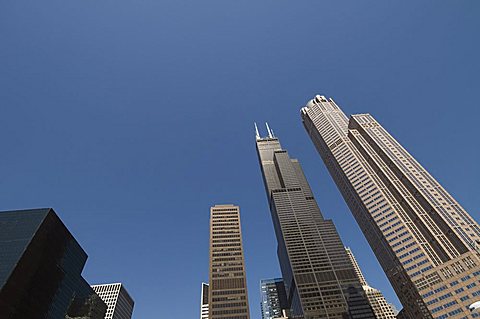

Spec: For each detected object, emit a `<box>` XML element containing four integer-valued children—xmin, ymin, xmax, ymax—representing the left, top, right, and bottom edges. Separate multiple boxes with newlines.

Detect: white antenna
<box><xmin>265</xmin><ymin>122</ymin><xmax>273</xmax><ymax>138</ymax></box>
<box><xmin>271</xmin><ymin>128</ymin><xmax>275</xmax><ymax>138</ymax></box>
<box><xmin>254</xmin><ymin>122</ymin><xmax>260</xmax><ymax>140</ymax></box>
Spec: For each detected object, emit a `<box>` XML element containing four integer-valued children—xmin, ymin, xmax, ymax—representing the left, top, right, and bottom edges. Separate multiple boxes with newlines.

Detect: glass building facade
<box><xmin>260</xmin><ymin>278</ymin><xmax>288</xmax><ymax>319</ymax></box>
<box><xmin>0</xmin><ymin>208</ymin><xmax>106</xmax><ymax>319</ymax></box>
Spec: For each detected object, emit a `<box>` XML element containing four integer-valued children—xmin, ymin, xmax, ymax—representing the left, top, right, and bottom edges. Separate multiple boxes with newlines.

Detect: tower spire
<box><xmin>265</xmin><ymin>122</ymin><xmax>273</xmax><ymax>138</ymax></box>
<box><xmin>254</xmin><ymin>122</ymin><xmax>260</xmax><ymax>140</ymax></box>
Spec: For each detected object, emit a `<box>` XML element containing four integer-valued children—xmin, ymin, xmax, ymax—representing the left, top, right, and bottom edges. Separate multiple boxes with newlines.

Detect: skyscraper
<box><xmin>201</xmin><ymin>282</ymin><xmax>209</xmax><ymax>319</ymax></box>
<box><xmin>91</xmin><ymin>283</ymin><xmax>134</xmax><ymax>319</ymax></box>
<box><xmin>345</xmin><ymin>248</ymin><xmax>396</xmax><ymax>319</ymax></box>
<box><xmin>260</xmin><ymin>278</ymin><xmax>288</xmax><ymax>319</ymax></box>
<box><xmin>255</xmin><ymin>126</ymin><xmax>376</xmax><ymax>319</ymax></box>
<box><xmin>0</xmin><ymin>208</ymin><xmax>106</xmax><ymax>319</ymax></box>
<box><xmin>209</xmin><ymin>204</ymin><xmax>250</xmax><ymax>319</ymax></box>
<box><xmin>302</xmin><ymin>95</ymin><xmax>480</xmax><ymax>318</ymax></box>
<box><xmin>344</xmin><ymin>248</ymin><xmax>368</xmax><ymax>286</ymax></box>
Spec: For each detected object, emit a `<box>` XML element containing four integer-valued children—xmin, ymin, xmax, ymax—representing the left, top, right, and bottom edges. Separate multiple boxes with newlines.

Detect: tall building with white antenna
<box><xmin>255</xmin><ymin>124</ymin><xmax>376</xmax><ymax>319</ymax></box>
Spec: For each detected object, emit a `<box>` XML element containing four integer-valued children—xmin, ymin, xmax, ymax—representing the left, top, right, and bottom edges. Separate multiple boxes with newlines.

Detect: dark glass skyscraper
<box><xmin>260</xmin><ymin>278</ymin><xmax>288</xmax><ymax>319</ymax></box>
<box><xmin>255</xmin><ymin>126</ymin><xmax>375</xmax><ymax>319</ymax></box>
<box><xmin>0</xmin><ymin>208</ymin><xmax>106</xmax><ymax>319</ymax></box>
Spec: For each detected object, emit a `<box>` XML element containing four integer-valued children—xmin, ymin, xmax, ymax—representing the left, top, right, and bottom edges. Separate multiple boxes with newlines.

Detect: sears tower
<box><xmin>255</xmin><ymin>124</ymin><xmax>375</xmax><ymax>319</ymax></box>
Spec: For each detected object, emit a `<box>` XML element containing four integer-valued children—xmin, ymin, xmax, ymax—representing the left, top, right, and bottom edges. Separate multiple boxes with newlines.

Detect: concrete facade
<box><xmin>209</xmin><ymin>204</ymin><xmax>250</xmax><ymax>319</ymax></box>
<box><xmin>91</xmin><ymin>283</ymin><xmax>134</xmax><ymax>319</ymax></box>
<box><xmin>302</xmin><ymin>95</ymin><xmax>480</xmax><ymax>318</ymax></box>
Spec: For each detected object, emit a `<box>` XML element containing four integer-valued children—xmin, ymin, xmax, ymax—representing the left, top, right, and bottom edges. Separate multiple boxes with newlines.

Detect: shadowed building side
<box><xmin>0</xmin><ymin>208</ymin><xmax>106</xmax><ymax>319</ymax></box>
<box><xmin>91</xmin><ymin>283</ymin><xmax>134</xmax><ymax>319</ymax></box>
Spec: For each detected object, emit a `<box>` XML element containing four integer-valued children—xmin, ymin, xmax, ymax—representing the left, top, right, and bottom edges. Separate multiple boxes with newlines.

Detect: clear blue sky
<box><xmin>1</xmin><ymin>1</ymin><xmax>479</xmax><ymax>318</ymax></box>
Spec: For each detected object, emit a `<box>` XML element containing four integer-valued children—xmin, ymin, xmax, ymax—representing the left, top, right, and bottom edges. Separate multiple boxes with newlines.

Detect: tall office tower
<box><xmin>345</xmin><ymin>248</ymin><xmax>396</xmax><ymax>319</ymax></box>
<box><xmin>255</xmin><ymin>126</ymin><xmax>376</xmax><ymax>319</ymax></box>
<box><xmin>209</xmin><ymin>204</ymin><xmax>251</xmax><ymax>319</ymax></box>
<box><xmin>260</xmin><ymin>278</ymin><xmax>288</xmax><ymax>319</ymax></box>
<box><xmin>345</xmin><ymin>248</ymin><xmax>368</xmax><ymax>286</ymax></box>
<box><xmin>201</xmin><ymin>282</ymin><xmax>210</xmax><ymax>319</ymax></box>
<box><xmin>91</xmin><ymin>283</ymin><xmax>134</xmax><ymax>319</ymax></box>
<box><xmin>0</xmin><ymin>208</ymin><xmax>106</xmax><ymax>319</ymax></box>
<box><xmin>302</xmin><ymin>95</ymin><xmax>480</xmax><ymax>318</ymax></box>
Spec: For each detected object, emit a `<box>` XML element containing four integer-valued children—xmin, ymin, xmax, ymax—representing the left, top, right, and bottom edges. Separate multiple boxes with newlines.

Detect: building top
<box><xmin>260</xmin><ymin>278</ymin><xmax>284</xmax><ymax>284</ymax></box>
<box><xmin>0</xmin><ymin>207</ymin><xmax>96</xmax><ymax>319</ymax></box>
<box><xmin>91</xmin><ymin>282</ymin><xmax>135</xmax><ymax>307</ymax></box>
<box><xmin>345</xmin><ymin>247</ymin><xmax>368</xmax><ymax>286</ymax></box>
<box><xmin>0</xmin><ymin>208</ymin><xmax>82</xmax><ymax>288</ymax></box>
<box><xmin>255</xmin><ymin>122</ymin><xmax>278</xmax><ymax>140</ymax></box>
<box><xmin>201</xmin><ymin>282</ymin><xmax>209</xmax><ymax>306</ymax></box>
<box><xmin>91</xmin><ymin>282</ymin><xmax>123</xmax><ymax>287</ymax></box>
